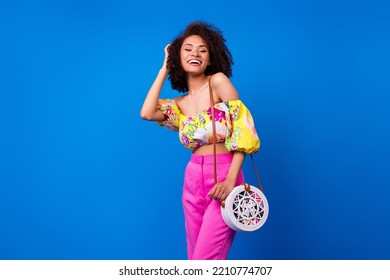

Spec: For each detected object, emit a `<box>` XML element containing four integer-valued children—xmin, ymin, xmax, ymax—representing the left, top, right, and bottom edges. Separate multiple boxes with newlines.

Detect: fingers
<box><xmin>163</xmin><ymin>44</ymin><xmax>171</xmax><ymax>70</ymax></box>
<box><xmin>208</xmin><ymin>183</ymin><xmax>230</xmax><ymax>201</ymax></box>
<box><xmin>164</xmin><ymin>44</ymin><xmax>171</xmax><ymax>56</ymax></box>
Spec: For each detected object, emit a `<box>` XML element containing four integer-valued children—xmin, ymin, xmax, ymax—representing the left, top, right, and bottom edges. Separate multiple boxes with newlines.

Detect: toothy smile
<box><xmin>188</xmin><ymin>59</ymin><xmax>201</xmax><ymax>65</ymax></box>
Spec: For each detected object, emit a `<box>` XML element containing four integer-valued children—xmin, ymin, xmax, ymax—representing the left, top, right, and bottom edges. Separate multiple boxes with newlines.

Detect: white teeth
<box><xmin>189</xmin><ymin>60</ymin><xmax>201</xmax><ymax>65</ymax></box>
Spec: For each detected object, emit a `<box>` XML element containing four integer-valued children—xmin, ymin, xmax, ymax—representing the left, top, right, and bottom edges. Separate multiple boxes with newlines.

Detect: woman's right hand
<box><xmin>162</xmin><ymin>44</ymin><xmax>171</xmax><ymax>71</ymax></box>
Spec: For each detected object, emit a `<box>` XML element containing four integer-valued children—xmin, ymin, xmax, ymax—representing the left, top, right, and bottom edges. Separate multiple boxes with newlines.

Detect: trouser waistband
<box><xmin>190</xmin><ymin>153</ymin><xmax>233</xmax><ymax>164</ymax></box>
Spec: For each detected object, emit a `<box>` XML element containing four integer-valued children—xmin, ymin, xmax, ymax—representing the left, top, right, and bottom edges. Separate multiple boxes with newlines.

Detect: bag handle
<box><xmin>208</xmin><ymin>76</ymin><xmax>263</xmax><ymax>193</ymax></box>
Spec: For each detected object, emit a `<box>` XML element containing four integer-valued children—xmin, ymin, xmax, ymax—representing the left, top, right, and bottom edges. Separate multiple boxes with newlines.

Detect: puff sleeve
<box><xmin>221</xmin><ymin>100</ymin><xmax>260</xmax><ymax>154</ymax></box>
<box><xmin>156</xmin><ymin>99</ymin><xmax>180</xmax><ymax>131</ymax></box>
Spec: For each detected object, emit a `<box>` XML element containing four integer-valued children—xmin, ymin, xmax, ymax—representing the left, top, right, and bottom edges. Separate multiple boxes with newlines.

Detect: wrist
<box><xmin>160</xmin><ymin>64</ymin><xmax>169</xmax><ymax>73</ymax></box>
<box><xmin>225</xmin><ymin>175</ymin><xmax>238</xmax><ymax>186</ymax></box>
<box><xmin>157</xmin><ymin>67</ymin><xmax>169</xmax><ymax>80</ymax></box>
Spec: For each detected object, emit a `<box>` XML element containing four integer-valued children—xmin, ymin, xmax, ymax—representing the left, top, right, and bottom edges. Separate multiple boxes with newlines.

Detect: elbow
<box><xmin>140</xmin><ymin>109</ymin><xmax>157</xmax><ymax>121</ymax></box>
<box><xmin>140</xmin><ymin>110</ymin><xmax>151</xmax><ymax>120</ymax></box>
<box><xmin>140</xmin><ymin>106</ymin><xmax>165</xmax><ymax>121</ymax></box>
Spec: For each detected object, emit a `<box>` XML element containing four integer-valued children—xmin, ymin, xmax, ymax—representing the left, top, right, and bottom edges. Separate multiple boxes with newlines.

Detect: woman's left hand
<box><xmin>207</xmin><ymin>178</ymin><xmax>236</xmax><ymax>202</ymax></box>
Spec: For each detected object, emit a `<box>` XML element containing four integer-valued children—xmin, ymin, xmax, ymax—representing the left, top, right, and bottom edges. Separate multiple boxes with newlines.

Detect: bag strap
<box><xmin>208</xmin><ymin>76</ymin><xmax>264</xmax><ymax>192</ymax></box>
<box><xmin>209</xmin><ymin>77</ymin><xmax>218</xmax><ymax>185</ymax></box>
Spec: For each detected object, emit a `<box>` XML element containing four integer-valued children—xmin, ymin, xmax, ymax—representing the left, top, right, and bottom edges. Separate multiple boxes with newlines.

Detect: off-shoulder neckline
<box><xmin>168</xmin><ymin>98</ymin><xmax>240</xmax><ymax>118</ymax></box>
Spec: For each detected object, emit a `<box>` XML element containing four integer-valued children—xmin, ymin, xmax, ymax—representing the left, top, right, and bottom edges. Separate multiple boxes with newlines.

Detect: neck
<box><xmin>187</xmin><ymin>75</ymin><xmax>209</xmax><ymax>95</ymax></box>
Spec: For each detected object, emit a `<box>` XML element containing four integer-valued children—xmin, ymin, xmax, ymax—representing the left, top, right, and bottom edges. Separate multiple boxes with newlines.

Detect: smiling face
<box><xmin>180</xmin><ymin>35</ymin><xmax>210</xmax><ymax>75</ymax></box>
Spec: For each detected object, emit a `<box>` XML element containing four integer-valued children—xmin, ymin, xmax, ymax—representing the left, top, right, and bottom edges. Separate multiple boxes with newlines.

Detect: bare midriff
<box><xmin>193</xmin><ymin>142</ymin><xmax>231</xmax><ymax>155</ymax></box>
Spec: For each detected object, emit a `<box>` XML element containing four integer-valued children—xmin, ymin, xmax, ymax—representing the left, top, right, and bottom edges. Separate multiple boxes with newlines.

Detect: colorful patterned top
<box><xmin>157</xmin><ymin>99</ymin><xmax>260</xmax><ymax>154</ymax></box>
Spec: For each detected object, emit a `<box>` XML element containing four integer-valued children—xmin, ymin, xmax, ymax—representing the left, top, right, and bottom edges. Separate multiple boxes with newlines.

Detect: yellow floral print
<box><xmin>157</xmin><ymin>99</ymin><xmax>260</xmax><ymax>154</ymax></box>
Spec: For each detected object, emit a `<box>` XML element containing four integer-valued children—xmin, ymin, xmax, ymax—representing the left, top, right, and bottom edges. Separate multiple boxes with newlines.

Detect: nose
<box><xmin>191</xmin><ymin>49</ymin><xmax>200</xmax><ymax>57</ymax></box>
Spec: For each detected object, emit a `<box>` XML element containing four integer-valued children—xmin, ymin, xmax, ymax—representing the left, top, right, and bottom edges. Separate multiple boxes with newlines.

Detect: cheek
<box><xmin>204</xmin><ymin>53</ymin><xmax>210</xmax><ymax>64</ymax></box>
<box><xmin>180</xmin><ymin>52</ymin><xmax>187</xmax><ymax>62</ymax></box>
<box><xmin>180</xmin><ymin>56</ymin><xmax>186</xmax><ymax>66</ymax></box>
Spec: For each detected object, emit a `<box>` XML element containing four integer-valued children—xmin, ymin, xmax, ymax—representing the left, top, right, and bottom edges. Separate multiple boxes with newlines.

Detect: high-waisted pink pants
<box><xmin>182</xmin><ymin>153</ymin><xmax>245</xmax><ymax>260</ymax></box>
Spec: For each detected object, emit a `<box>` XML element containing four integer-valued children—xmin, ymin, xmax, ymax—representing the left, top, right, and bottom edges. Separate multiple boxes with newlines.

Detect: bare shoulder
<box><xmin>210</xmin><ymin>72</ymin><xmax>238</xmax><ymax>102</ymax></box>
<box><xmin>210</xmin><ymin>72</ymin><xmax>231</xmax><ymax>86</ymax></box>
<box><xmin>172</xmin><ymin>94</ymin><xmax>188</xmax><ymax>111</ymax></box>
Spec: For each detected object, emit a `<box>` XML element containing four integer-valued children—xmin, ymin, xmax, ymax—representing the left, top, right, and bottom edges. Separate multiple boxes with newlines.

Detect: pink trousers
<box><xmin>182</xmin><ymin>153</ymin><xmax>245</xmax><ymax>260</ymax></box>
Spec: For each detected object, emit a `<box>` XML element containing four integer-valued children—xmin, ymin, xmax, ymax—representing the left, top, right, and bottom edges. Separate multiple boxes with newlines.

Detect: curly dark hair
<box><xmin>167</xmin><ymin>21</ymin><xmax>234</xmax><ymax>93</ymax></box>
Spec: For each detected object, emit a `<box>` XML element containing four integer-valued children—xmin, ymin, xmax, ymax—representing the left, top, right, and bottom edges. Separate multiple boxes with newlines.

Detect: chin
<box><xmin>185</xmin><ymin>69</ymin><xmax>207</xmax><ymax>75</ymax></box>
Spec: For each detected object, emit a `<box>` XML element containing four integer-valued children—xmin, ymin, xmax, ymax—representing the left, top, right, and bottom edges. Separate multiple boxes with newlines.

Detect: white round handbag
<box><xmin>221</xmin><ymin>183</ymin><xmax>269</xmax><ymax>232</ymax></box>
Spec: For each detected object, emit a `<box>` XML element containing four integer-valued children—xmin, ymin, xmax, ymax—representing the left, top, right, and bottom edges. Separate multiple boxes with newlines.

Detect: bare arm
<box><xmin>140</xmin><ymin>45</ymin><xmax>170</xmax><ymax>121</ymax></box>
<box><xmin>207</xmin><ymin>151</ymin><xmax>245</xmax><ymax>201</ymax></box>
<box><xmin>207</xmin><ymin>73</ymin><xmax>246</xmax><ymax>201</ymax></box>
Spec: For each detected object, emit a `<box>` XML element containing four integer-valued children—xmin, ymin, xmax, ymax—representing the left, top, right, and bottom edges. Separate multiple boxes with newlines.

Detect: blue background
<box><xmin>1</xmin><ymin>0</ymin><xmax>389</xmax><ymax>260</ymax></box>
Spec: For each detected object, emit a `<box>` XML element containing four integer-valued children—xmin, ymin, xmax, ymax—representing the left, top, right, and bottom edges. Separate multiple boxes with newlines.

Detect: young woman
<box><xmin>140</xmin><ymin>21</ymin><xmax>260</xmax><ymax>260</ymax></box>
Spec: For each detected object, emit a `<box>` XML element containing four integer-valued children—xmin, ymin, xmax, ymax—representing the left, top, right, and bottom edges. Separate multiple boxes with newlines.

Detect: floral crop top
<box><xmin>157</xmin><ymin>99</ymin><xmax>260</xmax><ymax>154</ymax></box>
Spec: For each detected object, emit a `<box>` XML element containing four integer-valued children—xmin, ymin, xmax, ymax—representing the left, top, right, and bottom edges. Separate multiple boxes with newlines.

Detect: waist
<box><xmin>193</xmin><ymin>142</ymin><xmax>229</xmax><ymax>155</ymax></box>
<box><xmin>190</xmin><ymin>152</ymin><xmax>233</xmax><ymax>164</ymax></box>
